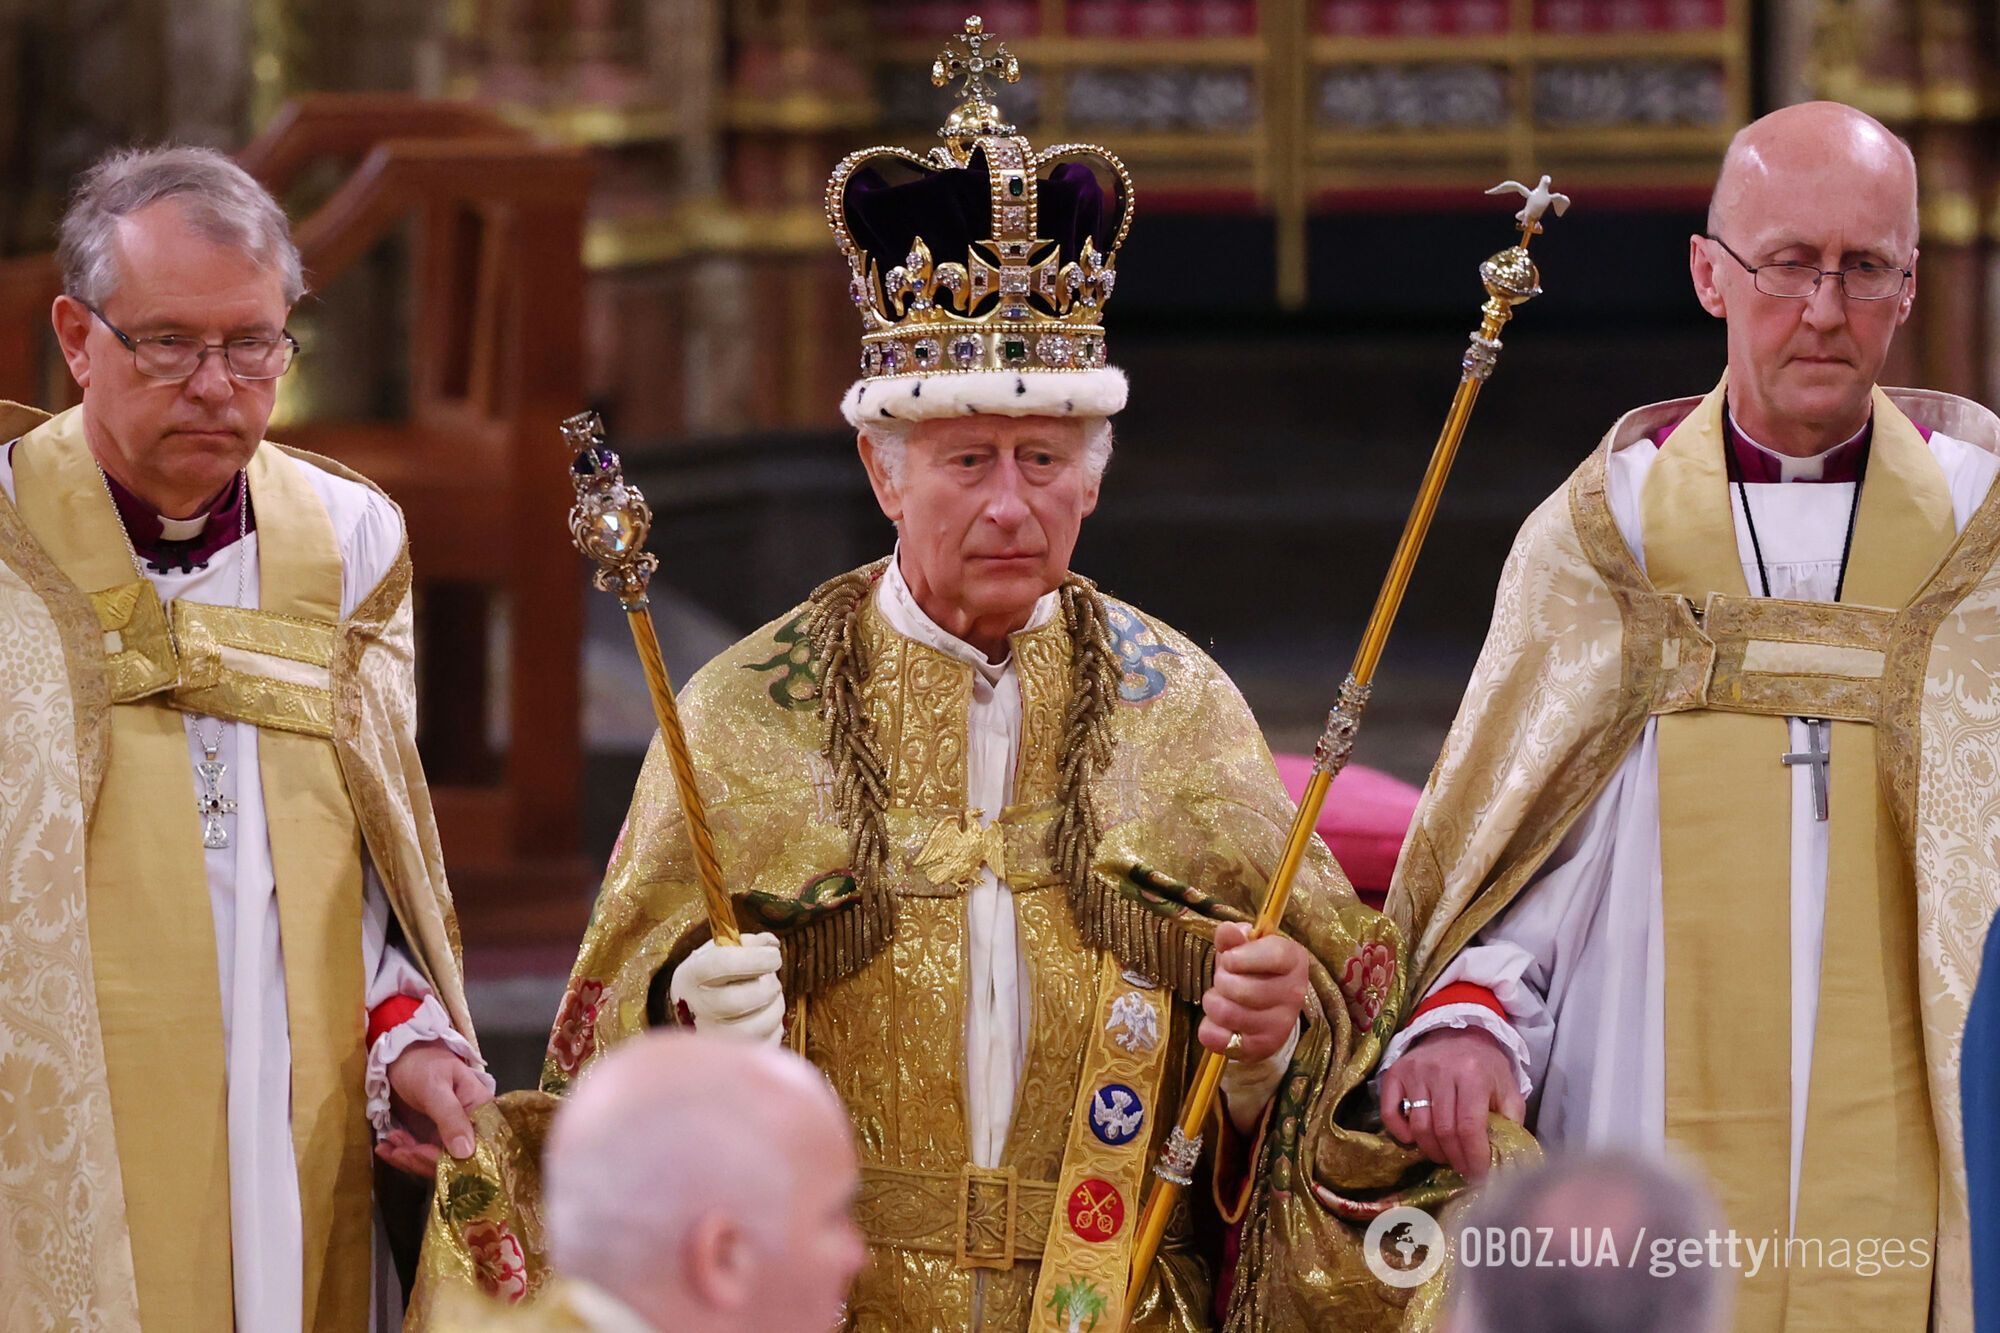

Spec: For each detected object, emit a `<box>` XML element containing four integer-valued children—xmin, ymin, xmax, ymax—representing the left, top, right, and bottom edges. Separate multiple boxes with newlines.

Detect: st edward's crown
<box><xmin>827</xmin><ymin>15</ymin><xmax>1134</xmax><ymax>426</ymax></box>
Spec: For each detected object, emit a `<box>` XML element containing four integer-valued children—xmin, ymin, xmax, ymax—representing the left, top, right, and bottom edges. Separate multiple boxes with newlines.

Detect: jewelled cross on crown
<box><xmin>931</xmin><ymin>15</ymin><xmax>1019</xmax><ymax>108</ymax></box>
<box><xmin>931</xmin><ymin>15</ymin><xmax>1021</xmax><ymax>164</ymax></box>
<box><xmin>967</xmin><ymin>136</ymin><xmax>1061</xmax><ymax>332</ymax></box>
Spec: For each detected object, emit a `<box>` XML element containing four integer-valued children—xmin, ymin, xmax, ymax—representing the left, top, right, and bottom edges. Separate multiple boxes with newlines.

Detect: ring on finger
<box><xmin>1224</xmin><ymin>1031</ymin><xmax>1245</xmax><ymax>1060</ymax></box>
<box><xmin>1399</xmin><ymin>1097</ymin><xmax>1432</xmax><ymax>1117</ymax></box>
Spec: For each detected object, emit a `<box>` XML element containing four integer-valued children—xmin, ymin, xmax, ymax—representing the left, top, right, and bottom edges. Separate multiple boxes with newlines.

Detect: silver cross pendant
<box><xmin>1781</xmin><ymin>717</ymin><xmax>1831</xmax><ymax>822</ymax></box>
<box><xmin>196</xmin><ymin>744</ymin><xmax>237</xmax><ymax>849</ymax></box>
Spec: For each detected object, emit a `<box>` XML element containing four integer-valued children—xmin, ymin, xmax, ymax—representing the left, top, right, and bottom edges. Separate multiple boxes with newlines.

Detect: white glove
<box><xmin>668</xmin><ymin>933</ymin><xmax>785</xmax><ymax>1045</ymax></box>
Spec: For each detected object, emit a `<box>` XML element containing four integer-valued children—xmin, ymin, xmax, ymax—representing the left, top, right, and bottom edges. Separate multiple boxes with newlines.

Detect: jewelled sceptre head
<box><xmin>1122</xmin><ymin>179</ymin><xmax>1570</xmax><ymax>1325</ymax></box>
<box><xmin>558</xmin><ymin>410</ymin><xmax>738</xmax><ymax>946</ymax></box>
<box><xmin>561</xmin><ymin>411</ymin><xmax>660</xmax><ymax>607</ymax></box>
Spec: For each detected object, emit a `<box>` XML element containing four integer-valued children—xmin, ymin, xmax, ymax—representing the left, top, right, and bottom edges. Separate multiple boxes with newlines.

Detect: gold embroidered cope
<box><xmin>411</xmin><ymin>563</ymin><xmax>1442</xmax><ymax>1330</ymax></box>
<box><xmin>1390</xmin><ymin>380</ymin><xmax>2000</xmax><ymax>1333</ymax></box>
<box><xmin>0</xmin><ymin>402</ymin><xmax>477</xmax><ymax>1329</ymax></box>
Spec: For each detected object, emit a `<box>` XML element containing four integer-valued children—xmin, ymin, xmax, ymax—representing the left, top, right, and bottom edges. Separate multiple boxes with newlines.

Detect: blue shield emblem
<box><xmin>1089</xmin><ymin>1083</ymin><xmax>1146</xmax><ymax>1147</ymax></box>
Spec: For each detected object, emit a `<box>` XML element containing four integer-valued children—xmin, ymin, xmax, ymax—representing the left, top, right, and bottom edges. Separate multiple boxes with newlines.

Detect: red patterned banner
<box><xmin>1069</xmin><ymin>0</ymin><xmax>1258</xmax><ymax>39</ymax></box>
<box><xmin>1534</xmin><ymin>0</ymin><xmax>1729</xmax><ymax>32</ymax></box>
<box><xmin>1319</xmin><ymin>0</ymin><xmax>1510</xmax><ymax>36</ymax></box>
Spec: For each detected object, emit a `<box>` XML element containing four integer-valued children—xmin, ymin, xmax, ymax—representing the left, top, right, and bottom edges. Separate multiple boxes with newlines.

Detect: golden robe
<box><xmin>1389</xmin><ymin>383</ymin><xmax>2000</xmax><ymax>1331</ymax></box>
<box><xmin>414</xmin><ymin>564</ymin><xmax>1449</xmax><ymax>1331</ymax></box>
<box><xmin>0</xmin><ymin>401</ymin><xmax>477</xmax><ymax>1328</ymax></box>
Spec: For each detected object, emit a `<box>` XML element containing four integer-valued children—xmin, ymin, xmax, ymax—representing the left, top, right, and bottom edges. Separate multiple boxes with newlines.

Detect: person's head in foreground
<box><xmin>543</xmin><ymin>1033</ymin><xmax>867</xmax><ymax>1333</ymax></box>
<box><xmin>1449</xmin><ymin>1150</ymin><xmax>1730</xmax><ymax>1333</ymax></box>
<box><xmin>1690</xmin><ymin>99</ymin><xmax>1919</xmax><ymax>456</ymax></box>
<box><xmin>52</xmin><ymin>144</ymin><xmax>303</xmax><ymax>516</ymax></box>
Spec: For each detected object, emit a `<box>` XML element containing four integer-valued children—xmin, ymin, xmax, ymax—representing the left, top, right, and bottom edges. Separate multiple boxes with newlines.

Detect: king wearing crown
<box><xmin>412</xmin><ymin>19</ymin><xmax>1427</xmax><ymax>1332</ymax></box>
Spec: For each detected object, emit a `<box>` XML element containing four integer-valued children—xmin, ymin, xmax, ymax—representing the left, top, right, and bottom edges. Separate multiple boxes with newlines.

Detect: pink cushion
<box><xmin>1270</xmin><ymin>756</ymin><xmax>1423</xmax><ymax>905</ymax></box>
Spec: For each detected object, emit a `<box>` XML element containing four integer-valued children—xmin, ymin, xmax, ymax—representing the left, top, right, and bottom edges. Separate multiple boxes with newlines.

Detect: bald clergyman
<box><xmin>1377</xmin><ymin>102</ymin><xmax>2000</xmax><ymax>1330</ymax></box>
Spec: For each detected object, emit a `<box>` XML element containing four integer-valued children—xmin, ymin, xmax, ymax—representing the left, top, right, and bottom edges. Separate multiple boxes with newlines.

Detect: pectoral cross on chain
<box><xmin>1781</xmin><ymin>718</ymin><xmax>1831</xmax><ymax>822</ymax></box>
<box><xmin>195</xmin><ymin>745</ymin><xmax>237</xmax><ymax>849</ymax></box>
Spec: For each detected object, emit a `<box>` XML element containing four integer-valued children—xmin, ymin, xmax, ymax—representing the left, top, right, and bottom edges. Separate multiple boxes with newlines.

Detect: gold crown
<box><xmin>825</xmin><ymin>15</ymin><xmax>1134</xmax><ymax>386</ymax></box>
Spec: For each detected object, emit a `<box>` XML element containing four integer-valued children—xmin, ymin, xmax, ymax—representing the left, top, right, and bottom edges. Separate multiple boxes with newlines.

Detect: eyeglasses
<box><xmin>83</xmin><ymin>302</ymin><xmax>300</xmax><ymax>381</ymax></box>
<box><xmin>1703</xmin><ymin>234</ymin><xmax>1911</xmax><ymax>302</ymax></box>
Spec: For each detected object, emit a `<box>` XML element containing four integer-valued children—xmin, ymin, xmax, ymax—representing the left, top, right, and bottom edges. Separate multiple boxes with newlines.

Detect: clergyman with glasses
<box><xmin>0</xmin><ymin>145</ymin><xmax>492</xmax><ymax>1329</ymax></box>
<box><xmin>1376</xmin><ymin>101</ymin><xmax>1999</xmax><ymax>1330</ymax></box>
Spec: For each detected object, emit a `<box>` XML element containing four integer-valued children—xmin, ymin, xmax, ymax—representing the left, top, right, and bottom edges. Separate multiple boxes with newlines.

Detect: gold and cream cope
<box><xmin>0</xmin><ymin>401</ymin><xmax>481</xmax><ymax>1329</ymax></box>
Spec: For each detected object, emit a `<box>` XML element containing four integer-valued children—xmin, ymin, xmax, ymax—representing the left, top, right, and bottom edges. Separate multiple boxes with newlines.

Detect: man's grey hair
<box><xmin>57</xmin><ymin>146</ymin><xmax>305</xmax><ymax>307</ymax></box>
<box><xmin>862</xmin><ymin>415</ymin><xmax>1115</xmax><ymax>486</ymax></box>
<box><xmin>1452</xmin><ymin>1151</ymin><xmax>1729</xmax><ymax>1333</ymax></box>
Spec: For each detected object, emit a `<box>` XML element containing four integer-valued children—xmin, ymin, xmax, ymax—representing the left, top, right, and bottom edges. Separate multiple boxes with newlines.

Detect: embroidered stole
<box><xmin>11</xmin><ymin>407</ymin><xmax>371</xmax><ymax>1330</ymax></box>
<box><xmin>809</xmin><ymin>599</ymin><xmax>1191</xmax><ymax>1330</ymax></box>
<box><xmin>1642</xmin><ymin>384</ymin><xmax>1946</xmax><ymax>1330</ymax></box>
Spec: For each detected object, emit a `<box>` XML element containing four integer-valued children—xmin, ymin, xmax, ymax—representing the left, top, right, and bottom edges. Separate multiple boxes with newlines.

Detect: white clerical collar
<box><xmin>157</xmin><ymin>511</ymin><xmax>210</xmax><ymax>541</ymax></box>
<box><xmin>878</xmin><ymin>545</ymin><xmax>1059</xmax><ymax>681</ymax></box>
<box><xmin>562</xmin><ymin>1281</ymin><xmax>660</xmax><ymax>1333</ymax></box>
<box><xmin>1727</xmin><ymin>408</ymin><xmax>1869</xmax><ymax>483</ymax></box>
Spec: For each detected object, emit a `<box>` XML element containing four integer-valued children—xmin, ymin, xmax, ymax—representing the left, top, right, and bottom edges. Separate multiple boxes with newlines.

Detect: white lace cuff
<box><xmin>1220</xmin><ymin>1020</ymin><xmax>1302</xmax><ymax>1133</ymax></box>
<box><xmin>364</xmin><ymin>994</ymin><xmax>494</xmax><ymax>1136</ymax></box>
<box><xmin>1378</xmin><ymin>1003</ymin><xmax>1534</xmax><ymax>1101</ymax></box>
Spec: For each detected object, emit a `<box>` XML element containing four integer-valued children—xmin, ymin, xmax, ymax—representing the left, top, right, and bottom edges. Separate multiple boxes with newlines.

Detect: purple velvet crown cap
<box><xmin>843</xmin><ymin>145</ymin><xmax>1120</xmax><ymax>309</ymax></box>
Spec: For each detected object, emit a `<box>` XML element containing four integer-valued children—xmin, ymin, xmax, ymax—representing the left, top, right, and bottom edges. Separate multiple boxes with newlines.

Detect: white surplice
<box><xmin>1382</xmin><ymin>418</ymin><xmax>2000</xmax><ymax>1229</ymax></box>
<box><xmin>0</xmin><ymin>447</ymin><xmax>489</xmax><ymax>1331</ymax></box>
<box><xmin>873</xmin><ymin>554</ymin><xmax>1292</xmax><ymax>1170</ymax></box>
<box><xmin>555</xmin><ymin>1281</ymin><xmax>660</xmax><ymax>1333</ymax></box>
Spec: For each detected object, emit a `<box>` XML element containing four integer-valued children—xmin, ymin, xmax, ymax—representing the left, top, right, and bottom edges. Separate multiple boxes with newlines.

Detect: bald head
<box><xmin>549</xmin><ymin>1030</ymin><xmax>842</xmax><ymax>1153</ymax></box>
<box><xmin>1691</xmin><ymin>101</ymin><xmax>1922</xmax><ymax>456</ymax></box>
<box><xmin>1708</xmin><ymin>101</ymin><xmax>1918</xmax><ymax>252</ymax></box>
<box><xmin>544</xmin><ymin>1034</ymin><xmax>864</xmax><ymax>1332</ymax></box>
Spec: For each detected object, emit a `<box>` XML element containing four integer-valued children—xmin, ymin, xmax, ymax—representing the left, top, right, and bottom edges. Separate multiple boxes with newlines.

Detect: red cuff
<box><xmin>1214</xmin><ymin>1117</ymin><xmax>1253</xmax><ymax>1322</ymax></box>
<box><xmin>366</xmin><ymin>994</ymin><xmax>424</xmax><ymax>1047</ymax></box>
<box><xmin>1211</xmin><ymin>1098</ymin><xmax>1274</xmax><ymax>1323</ymax></box>
<box><xmin>1214</xmin><ymin>1113</ymin><xmax>1259</xmax><ymax>1217</ymax></box>
<box><xmin>1218</xmin><ymin>1217</ymin><xmax>1245</xmax><ymax>1323</ymax></box>
<box><xmin>1411</xmin><ymin>981</ymin><xmax>1507</xmax><ymax>1023</ymax></box>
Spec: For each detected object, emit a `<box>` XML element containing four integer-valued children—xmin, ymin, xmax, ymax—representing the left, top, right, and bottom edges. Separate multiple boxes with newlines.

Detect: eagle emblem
<box><xmin>1106</xmin><ymin>992</ymin><xmax>1160</xmax><ymax>1054</ymax></box>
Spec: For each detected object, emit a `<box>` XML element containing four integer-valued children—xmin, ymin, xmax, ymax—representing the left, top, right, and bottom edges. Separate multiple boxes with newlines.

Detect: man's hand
<box><xmin>668</xmin><ymin>932</ymin><xmax>785</xmax><ymax>1044</ymax></box>
<box><xmin>376</xmin><ymin>1040</ymin><xmax>495</xmax><ymax>1177</ymax></box>
<box><xmin>1198</xmin><ymin>922</ymin><xmax>1310</xmax><ymax>1063</ymax></box>
<box><xmin>1379</xmin><ymin>1026</ymin><xmax>1525</xmax><ymax>1182</ymax></box>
